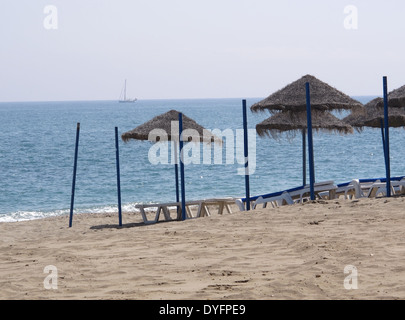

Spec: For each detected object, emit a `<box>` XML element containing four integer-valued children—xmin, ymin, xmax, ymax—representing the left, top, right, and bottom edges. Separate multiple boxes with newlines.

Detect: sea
<box><xmin>0</xmin><ymin>96</ymin><xmax>403</xmax><ymax>223</ymax></box>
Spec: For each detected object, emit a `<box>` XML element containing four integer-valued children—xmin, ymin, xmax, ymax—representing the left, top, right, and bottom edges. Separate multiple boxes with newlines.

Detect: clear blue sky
<box><xmin>1</xmin><ymin>0</ymin><xmax>404</xmax><ymax>102</ymax></box>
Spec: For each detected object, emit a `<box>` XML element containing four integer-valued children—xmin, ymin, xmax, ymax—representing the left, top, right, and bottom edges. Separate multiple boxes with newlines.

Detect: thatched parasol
<box><xmin>251</xmin><ymin>74</ymin><xmax>363</xmax><ymax>114</ymax></box>
<box><xmin>344</xmin><ymin>94</ymin><xmax>405</xmax><ymax>197</ymax></box>
<box><xmin>375</xmin><ymin>84</ymin><xmax>405</xmax><ymax>108</ymax></box>
<box><xmin>256</xmin><ymin>109</ymin><xmax>354</xmax><ymax>139</ymax></box>
<box><xmin>251</xmin><ymin>75</ymin><xmax>359</xmax><ymax>196</ymax></box>
<box><xmin>344</xmin><ymin>97</ymin><xmax>405</xmax><ymax>131</ymax></box>
<box><xmin>344</xmin><ymin>77</ymin><xmax>404</xmax><ymax>198</ymax></box>
<box><xmin>122</xmin><ymin>109</ymin><xmax>222</xmax><ymax>144</ymax></box>
<box><xmin>122</xmin><ymin>109</ymin><xmax>222</xmax><ymax>221</ymax></box>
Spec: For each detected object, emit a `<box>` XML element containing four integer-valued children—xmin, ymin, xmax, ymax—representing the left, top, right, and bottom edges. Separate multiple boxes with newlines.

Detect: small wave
<box><xmin>0</xmin><ymin>202</ymin><xmax>147</xmax><ymax>223</ymax></box>
<box><xmin>0</xmin><ymin>209</ymin><xmax>70</xmax><ymax>223</ymax></box>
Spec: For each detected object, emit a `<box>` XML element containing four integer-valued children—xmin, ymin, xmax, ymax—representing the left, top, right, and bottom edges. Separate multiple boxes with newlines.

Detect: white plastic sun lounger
<box><xmin>333</xmin><ymin>179</ymin><xmax>376</xmax><ymax>199</ymax></box>
<box><xmin>135</xmin><ymin>202</ymin><xmax>180</xmax><ymax>224</ymax></box>
<box><xmin>252</xmin><ymin>192</ymin><xmax>294</xmax><ymax>209</ymax></box>
<box><xmin>338</xmin><ymin>177</ymin><xmax>405</xmax><ymax>199</ymax></box>
<box><xmin>334</xmin><ymin>182</ymin><xmax>357</xmax><ymax>199</ymax></box>
<box><xmin>394</xmin><ymin>178</ymin><xmax>405</xmax><ymax>195</ymax></box>
<box><xmin>350</xmin><ymin>179</ymin><xmax>381</xmax><ymax>198</ymax></box>
<box><xmin>365</xmin><ymin>179</ymin><xmax>405</xmax><ymax>197</ymax></box>
<box><xmin>184</xmin><ymin>198</ymin><xmax>235</xmax><ymax>218</ymax></box>
<box><xmin>288</xmin><ymin>180</ymin><xmax>337</xmax><ymax>203</ymax></box>
<box><xmin>235</xmin><ymin>181</ymin><xmax>336</xmax><ymax>211</ymax></box>
<box><xmin>135</xmin><ymin>197</ymin><xmax>236</xmax><ymax>224</ymax></box>
<box><xmin>235</xmin><ymin>189</ymin><xmax>289</xmax><ymax>211</ymax></box>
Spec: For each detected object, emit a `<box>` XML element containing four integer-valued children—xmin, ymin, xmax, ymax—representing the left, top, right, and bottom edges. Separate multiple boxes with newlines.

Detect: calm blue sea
<box><xmin>0</xmin><ymin>96</ymin><xmax>403</xmax><ymax>222</ymax></box>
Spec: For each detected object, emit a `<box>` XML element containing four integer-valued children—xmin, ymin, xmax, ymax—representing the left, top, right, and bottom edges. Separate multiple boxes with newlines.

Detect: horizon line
<box><xmin>0</xmin><ymin>94</ymin><xmax>381</xmax><ymax>104</ymax></box>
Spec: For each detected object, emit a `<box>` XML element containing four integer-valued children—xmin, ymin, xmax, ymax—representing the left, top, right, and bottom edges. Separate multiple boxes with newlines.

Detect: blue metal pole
<box><xmin>115</xmin><ymin>127</ymin><xmax>122</xmax><ymax>227</ymax></box>
<box><xmin>305</xmin><ymin>83</ymin><xmax>315</xmax><ymax>200</ymax></box>
<box><xmin>178</xmin><ymin>113</ymin><xmax>186</xmax><ymax>221</ymax></box>
<box><xmin>174</xmin><ymin>141</ymin><xmax>180</xmax><ymax>218</ymax></box>
<box><xmin>380</xmin><ymin>119</ymin><xmax>387</xmax><ymax>166</ymax></box>
<box><xmin>383</xmin><ymin>76</ymin><xmax>391</xmax><ymax>197</ymax></box>
<box><xmin>302</xmin><ymin>129</ymin><xmax>306</xmax><ymax>186</ymax></box>
<box><xmin>69</xmin><ymin>122</ymin><xmax>80</xmax><ymax>228</ymax></box>
<box><xmin>242</xmin><ymin>99</ymin><xmax>251</xmax><ymax>211</ymax></box>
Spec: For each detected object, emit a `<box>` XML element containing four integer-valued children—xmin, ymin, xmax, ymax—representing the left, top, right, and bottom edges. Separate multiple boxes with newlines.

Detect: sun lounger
<box><xmin>236</xmin><ymin>184</ymin><xmax>309</xmax><ymax>211</ymax></box>
<box><xmin>236</xmin><ymin>181</ymin><xmax>336</xmax><ymax>211</ymax></box>
<box><xmin>184</xmin><ymin>198</ymin><xmax>235</xmax><ymax>218</ymax></box>
<box><xmin>365</xmin><ymin>179</ymin><xmax>405</xmax><ymax>197</ymax></box>
<box><xmin>288</xmin><ymin>180</ymin><xmax>337</xmax><ymax>203</ymax></box>
<box><xmin>135</xmin><ymin>197</ymin><xmax>236</xmax><ymax>224</ymax></box>
<box><xmin>393</xmin><ymin>177</ymin><xmax>405</xmax><ymax>195</ymax></box>
<box><xmin>336</xmin><ymin>176</ymin><xmax>405</xmax><ymax>199</ymax></box>
<box><xmin>235</xmin><ymin>189</ymin><xmax>286</xmax><ymax>211</ymax></box>
<box><xmin>135</xmin><ymin>202</ymin><xmax>180</xmax><ymax>224</ymax></box>
<box><xmin>253</xmin><ymin>192</ymin><xmax>294</xmax><ymax>209</ymax></box>
<box><xmin>333</xmin><ymin>178</ymin><xmax>381</xmax><ymax>199</ymax></box>
<box><xmin>234</xmin><ymin>199</ymin><xmax>247</xmax><ymax>211</ymax></box>
<box><xmin>395</xmin><ymin>180</ymin><xmax>405</xmax><ymax>195</ymax></box>
<box><xmin>333</xmin><ymin>179</ymin><xmax>375</xmax><ymax>199</ymax></box>
<box><xmin>378</xmin><ymin>176</ymin><xmax>405</xmax><ymax>196</ymax></box>
<box><xmin>335</xmin><ymin>181</ymin><xmax>357</xmax><ymax>199</ymax></box>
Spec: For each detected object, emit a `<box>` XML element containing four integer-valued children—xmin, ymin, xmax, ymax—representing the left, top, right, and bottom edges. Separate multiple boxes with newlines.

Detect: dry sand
<box><xmin>1</xmin><ymin>196</ymin><xmax>405</xmax><ymax>300</ymax></box>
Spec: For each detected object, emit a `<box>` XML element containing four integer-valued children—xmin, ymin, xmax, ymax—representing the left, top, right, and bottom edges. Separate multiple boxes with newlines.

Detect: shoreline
<box><xmin>1</xmin><ymin>196</ymin><xmax>405</xmax><ymax>300</ymax></box>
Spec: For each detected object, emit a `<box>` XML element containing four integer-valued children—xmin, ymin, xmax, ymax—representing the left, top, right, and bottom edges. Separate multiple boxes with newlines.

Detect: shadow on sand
<box><xmin>89</xmin><ymin>219</ymin><xmax>176</xmax><ymax>230</ymax></box>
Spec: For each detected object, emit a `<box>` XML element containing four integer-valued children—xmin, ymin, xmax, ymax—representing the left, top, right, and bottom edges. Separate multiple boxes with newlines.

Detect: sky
<box><xmin>0</xmin><ymin>0</ymin><xmax>404</xmax><ymax>102</ymax></box>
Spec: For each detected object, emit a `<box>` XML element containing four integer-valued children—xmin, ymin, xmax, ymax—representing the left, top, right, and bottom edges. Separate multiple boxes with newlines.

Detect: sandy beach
<box><xmin>1</xmin><ymin>196</ymin><xmax>405</xmax><ymax>300</ymax></box>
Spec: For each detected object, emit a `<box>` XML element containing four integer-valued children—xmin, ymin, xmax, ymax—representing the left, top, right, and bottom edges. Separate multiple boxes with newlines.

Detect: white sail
<box><xmin>119</xmin><ymin>79</ymin><xmax>137</xmax><ymax>103</ymax></box>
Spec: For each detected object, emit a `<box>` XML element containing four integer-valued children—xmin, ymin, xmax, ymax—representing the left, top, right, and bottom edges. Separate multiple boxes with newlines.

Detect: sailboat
<box><xmin>118</xmin><ymin>79</ymin><xmax>137</xmax><ymax>103</ymax></box>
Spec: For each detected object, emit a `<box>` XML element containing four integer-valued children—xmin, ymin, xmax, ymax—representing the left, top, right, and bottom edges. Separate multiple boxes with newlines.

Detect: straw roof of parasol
<box><xmin>256</xmin><ymin>109</ymin><xmax>354</xmax><ymax>139</ymax></box>
<box><xmin>121</xmin><ymin>109</ymin><xmax>222</xmax><ymax>144</ymax></box>
<box><xmin>344</xmin><ymin>97</ymin><xmax>405</xmax><ymax>131</ymax></box>
<box><xmin>251</xmin><ymin>74</ymin><xmax>363</xmax><ymax>114</ymax></box>
<box><xmin>376</xmin><ymin>84</ymin><xmax>405</xmax><ymax>108</ymax></box>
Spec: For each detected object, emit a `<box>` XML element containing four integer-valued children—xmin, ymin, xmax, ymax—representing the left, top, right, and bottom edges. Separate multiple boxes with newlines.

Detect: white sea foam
<box><xmin>0</xmin><ymin>209</ymin><xmax>69</xmax><ymax>223</ymax></box>
<box><xmin>0</xmin><ymin>203</ymin><xmax>145</xmax><ymax>223</ymax></box>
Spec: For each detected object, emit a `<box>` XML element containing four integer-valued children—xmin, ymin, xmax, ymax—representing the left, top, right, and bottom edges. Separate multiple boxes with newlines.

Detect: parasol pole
<box><xmin>115</xmin><ymin>127</ymin><xmax>122</xmax><ymax>227</ymax></box>
<box><xmin>302</xmin><ymin>129</ymin><xmax>306</xmax><ymax>186</ymax></box>
<box><xmin>305</xmin><ymin>83</ymin><xmax>315</xmax><ymax>200</ymax></box>
<box><xmin>242</xmin><ymin>99</ymin><xmax>251</xmax><ymax>211</ymax></box>
<box><xmin>379</xmin><ymin>119</ymin><xmax>387</xmax><ymax>168</ymax></box>
<box><xmin>69</xmin><ymin>122</ymin><xmax>80</xmax><ymax>228</ymax></box>
<box><xmin>173</xmin><ymin>140</ymin><xmax>180</xmax><ymax>217</ymax></box>
<box><xmin>178</xmin><ymin>113</ymin><xmax>186</xmax><ymax>220</ymax></box>
<box><xmin>383</xmin><ymin>76</ymin><xmax>391</xmax><ymax>197</ymax></box>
